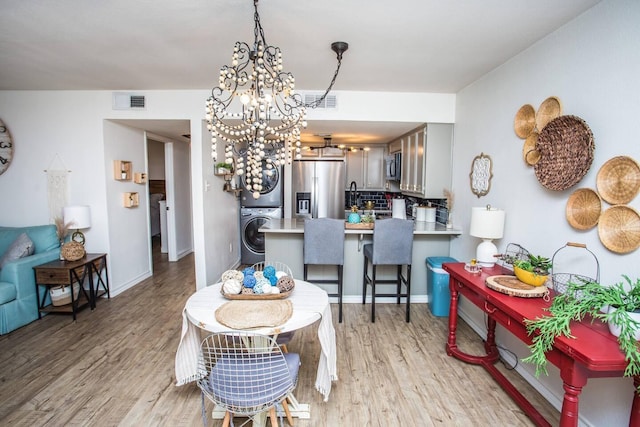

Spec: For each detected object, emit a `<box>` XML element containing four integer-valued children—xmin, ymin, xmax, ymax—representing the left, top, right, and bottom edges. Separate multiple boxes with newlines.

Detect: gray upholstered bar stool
<box><xmin>362</xmin><ymin>218</ymin><xmax>414</xmax><ymax>322</ymax></box>
<box><xmin>303</xmin><ymin>218</ymin><xmax>345</xmax><ymax>323</ymax></box>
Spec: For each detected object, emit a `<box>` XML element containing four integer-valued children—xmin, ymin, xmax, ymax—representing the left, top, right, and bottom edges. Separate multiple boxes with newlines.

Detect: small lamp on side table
<box><xmin>469</xmin><ymin>205</ymin><xmax>505</xmax><ymax>268</ymax></box>
<box><xmin>63</xmin><ymin>205</ymin><xmax>91</xmax><ymax>245</ymax></box>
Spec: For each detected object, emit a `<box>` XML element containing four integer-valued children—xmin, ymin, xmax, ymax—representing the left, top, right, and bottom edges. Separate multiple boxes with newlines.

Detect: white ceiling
<box><xmin>0</xmin><ymin>0</ymin><xmax>600</xmax><ymax>144</ymax></box>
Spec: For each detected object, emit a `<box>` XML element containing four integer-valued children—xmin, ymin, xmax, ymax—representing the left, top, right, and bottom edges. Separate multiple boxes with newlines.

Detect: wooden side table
<box><xmin>34</xmin><ymin>253</ymin><xmax>110</xmax><ymax>320</ymax></box>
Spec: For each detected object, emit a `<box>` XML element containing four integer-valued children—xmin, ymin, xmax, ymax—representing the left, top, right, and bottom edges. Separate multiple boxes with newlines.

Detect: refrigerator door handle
<box><xmin>312</xmin><ymin>176</ymin><xmax>319</xmax><ymax>218</ymax></box>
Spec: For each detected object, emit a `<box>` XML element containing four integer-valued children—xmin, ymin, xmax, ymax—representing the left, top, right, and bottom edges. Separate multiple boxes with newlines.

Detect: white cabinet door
<box><xmin>396</xmin><ymin>124</ymin><xmax>452</xmax><ymax>198</ymax></box>
<box><xmin>346</xmin><ymin>150</ymin><xmax>365</xmax><ymax>189</ymax></box>
<box><xmin>364</xmin><ymin>147</ymin><xmax>385</xmax><ymax>190</ymax></box>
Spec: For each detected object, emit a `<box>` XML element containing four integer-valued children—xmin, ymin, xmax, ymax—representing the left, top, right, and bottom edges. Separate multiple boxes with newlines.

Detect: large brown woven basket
<box><xmin>597</xmin><ymin>205</ymin><xmax>640</xmax><ymax>254</ymax></box>
<box><xmin>514</xmin><ymin>104</ymin><xmax>536</xmax><ymax>139</ymax></box>
<box><xmin>596</xmin><ymin>155</ymin><xmax>640</xmax><ymax>205</ymax></box>
<box><xmin>565</xmin><ymin>188</ymin><xmax>602</xmax><ymax>230</ymax></box>
<box><xmin>534</xmin><ymin>115</ymin><xmax>595</xmax><ymax>191</ymax></box>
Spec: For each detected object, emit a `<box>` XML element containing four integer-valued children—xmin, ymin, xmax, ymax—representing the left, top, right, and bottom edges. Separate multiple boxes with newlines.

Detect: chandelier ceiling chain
<box><xmin>205</xmin><ymin>0</ymin><xmax>348</xmax><ymax>199</ymax></box>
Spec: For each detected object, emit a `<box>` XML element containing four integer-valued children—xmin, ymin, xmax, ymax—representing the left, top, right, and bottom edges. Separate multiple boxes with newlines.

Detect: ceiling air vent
<box><xmin>112</xmin><ymin>92</ymin><xmax>146</xmax><ymax>110</ymax></box>
<box><xmin>303</xmin><ymin>93</ymin><xmax>337</xmax><ymax>109</ymax></box>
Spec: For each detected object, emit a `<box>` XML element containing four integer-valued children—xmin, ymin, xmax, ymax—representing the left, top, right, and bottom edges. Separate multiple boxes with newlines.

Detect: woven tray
<box><xmin>565</xmin><ymin>188</ymin><xmax>602</xmax><ymax>230</ymax></box>
<box><xmin>222</xmin><ymin>288</ymin><xmax>293</xmax><ymax>300</ymax></box>
<box><xmin>514</xmin><ymin>104</ymin><xmax>536</xmax><ymax>139</ymax></box>
<box><xmin>596</xmin><ymin>156</ymin><xmax>640</xmax><ymax>205</ymax></box>
<box><xmin>534</xmin><ymin>115</ymin><xmax>595</xmax><ymax>191</ymax></box>
<box><xmin>598</xmin><ymin>205</ymin><xmax>640</xmax><ymax>254</ymax></box>
<box><xmin>485</xmin><ymin>275</ymin><xmax>549</xmax><ymax>298</ymax></box>
<box><xmin>536</xmin><ymin>96</ymin><xmax>563</xmax><ymax>131</ymax></box>
<box><xmin>523</xmin><ymin>131</ymin><xmax>540</xmax><ymax>166</ymax></box>
<box><xmin>345</xmin><ymin>222</ymin><xmax>374</xmax><ymax>229</ymax></box>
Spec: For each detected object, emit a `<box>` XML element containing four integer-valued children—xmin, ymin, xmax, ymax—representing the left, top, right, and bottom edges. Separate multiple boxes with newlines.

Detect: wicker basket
<box><xmin>534</xmin><ymin>115</ymin><xmax>595</xmax><ymax>191</ymax></box>
<box><xmin>551</xmin><ymin>242</ymin><xmax>599</xmax><ymax>295</ymax></box>
<box><xmin>535</xmin><ymin>96</ymin><xmax>562</xmax><ymax>131</ymax></box>
<box><xmin>596</xmin><ymin>156</ymin><xmax>640</xmax><ymax>205</ymax></box>
<box><xmin>496</xmin><ymin>243</ymin><xmax>531</xmax><ymax>275</ymax></box>
<box><xmin>514</xmin><ymin>104</ymin><xmax>536</xmax><ymax>139</ymax></box>
<box><xmin>61</xmin><ymin>241</ymin><xmax>85</xmax><ymax>261</ymax></box>
<box><xmin>523</xmin><ymin>131</ymin><xmax>541</xmax><ymax>166</ymax></box>
<box><xmin>50</xmin><ymin>283</ymin><xmax>80</xmax><ymax>306</ymax></box>
<box><xmin>565</xmin><ymin>188</ymin><xmax>602</xmax><ymax>230</ymax></box>
<box><xmin>220</xmin><ymin>262</ymin><xmax>294</xmax><ymax>300</ymax></box>
<box><xmin>597</xmin><ymin>205</ymin><xmax>640</xmax><ymax>254</ymax></box>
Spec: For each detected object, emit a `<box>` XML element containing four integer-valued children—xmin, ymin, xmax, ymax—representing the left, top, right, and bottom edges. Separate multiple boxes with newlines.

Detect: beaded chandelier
<box><xmin>205</xmin><ymin>0</ymin><xmax>347</xmax><ymax>199</ymax></box>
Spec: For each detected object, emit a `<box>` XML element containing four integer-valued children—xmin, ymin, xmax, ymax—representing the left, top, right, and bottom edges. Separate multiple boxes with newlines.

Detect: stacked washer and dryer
<box><xmin>239</xmin><ymin>160</ymin><xmax>283</xmax><ymax>264</ymax></box>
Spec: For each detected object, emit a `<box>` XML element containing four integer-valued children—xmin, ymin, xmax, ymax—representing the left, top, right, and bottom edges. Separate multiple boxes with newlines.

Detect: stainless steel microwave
<box><xmin>385</xmin><ymin>153</ymin><xmax>401</xmax><ymax>181</ymax></box>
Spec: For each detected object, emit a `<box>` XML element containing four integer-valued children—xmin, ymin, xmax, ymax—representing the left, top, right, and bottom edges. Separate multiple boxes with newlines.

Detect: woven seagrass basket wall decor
<box><xmin>534</xmin><ymin>115</ymin><xmax>595</xmax><ymax>191</ymax></box>
<box><xmin>515</xmin><ymin>96</ymin><xmax>563</xmax><ymax>166</ymax></box>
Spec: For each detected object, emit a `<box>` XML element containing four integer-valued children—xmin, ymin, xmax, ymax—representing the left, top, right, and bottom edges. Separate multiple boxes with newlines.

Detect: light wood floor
<box><xmin>0</xmin><ymin>244</ymin><xmax>561</xmax><ymax>426</ymax></box>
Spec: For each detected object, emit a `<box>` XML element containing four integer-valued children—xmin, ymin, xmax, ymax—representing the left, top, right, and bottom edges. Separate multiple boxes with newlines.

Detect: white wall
<box><xmin>103</xmin><ymin>121</ymin><xmax>151</xmax><ymax>294</ymax></box>
<box><xmin>451</xmin><ymin>0</ymin><xmax>640</xmax><ymax>425</ymax></box>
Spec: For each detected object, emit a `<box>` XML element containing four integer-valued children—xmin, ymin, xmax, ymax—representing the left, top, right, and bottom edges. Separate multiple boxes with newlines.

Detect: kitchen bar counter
<box><xmin>261</xmin><ymin>218</ymin><xmax>462</xmax><ymax>235</ymax></box>
<box><xmin>261</xmin><ymin>219</ymin><xmax>462</xmax><ymax>301</ymax></box>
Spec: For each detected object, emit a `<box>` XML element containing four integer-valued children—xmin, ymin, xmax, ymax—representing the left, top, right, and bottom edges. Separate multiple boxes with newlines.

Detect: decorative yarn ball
<box><xmin>241</xmin><ymin>287</ymin><xmax>254</xmax><ymax>295</ymax></box>
<box><xmin>243</xmin><ymin>275</ymin><xmax>256</xmax><ymax>288</ymax></box>
<box><xmin>275</xmin><ymin>271</ymin><xmax>287</xmax><ymax>280</ymax></box>
<box><xmin>221</xmin><ymin>270</ymin><xmax>243</xmax><ymax>282</ymax></box>
<box><xmin>271</xmin><ymin>286</ymin><xmax>281</xmax><ymax>294</ymax></box>
<box><xmin>242</xmin><ymin>267</ymin><xmax>256</xmax><ymax>277</ymax></box>
<box><xmin>254</xmin><ymin>271</ymin><xmax>265</xmax><ymax>280</ymax></box>
<box><xmin>268</xmin><ymin>275</ymin><xmax>278</xmax><ymax>285</ymax></box>
<box><xmin>253</xmin><ymin>282</ymin><xmax>264</xmax><ymax>294</ymax></box>
<box><xmin>222</xmin><ymin>278</ymin><xmax>242</xmax><ymax>295</ymax></box>
<box><xmin>263</xmin><ymin>265</ymin><xmax>276</xmax><ymax>278</ymax></box>
<box><xmin>276</xmin><ymin>276</ymin><xmax>295</xmax><ymax>293</ymax></box>
<box><xmin>262</xmin><ymin>284</ymin><xmax>273</xmax><ymax>294</ymax></box>
<box><xmin>256</xmin><ymin>277</ymin><xmax>270</xmax><ymax>288</ymax></box>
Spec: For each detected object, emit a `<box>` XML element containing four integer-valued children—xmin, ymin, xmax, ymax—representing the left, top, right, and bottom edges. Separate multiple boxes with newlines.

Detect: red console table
<box><xmin>443</xmin><ymin>262</ymin><xmax>640</xmax><ymax>427</ymax></box>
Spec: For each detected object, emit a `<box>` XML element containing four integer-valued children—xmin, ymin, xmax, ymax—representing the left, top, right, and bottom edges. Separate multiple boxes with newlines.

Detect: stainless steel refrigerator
<box><xmin>292</xmin><ymin>160</ymin><xmax>345</xmax><ymax>219</ymax></box>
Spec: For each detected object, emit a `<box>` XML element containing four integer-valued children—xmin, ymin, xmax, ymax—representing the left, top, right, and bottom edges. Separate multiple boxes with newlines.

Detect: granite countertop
<box><xmin>260</xmin><ymin>218</ymin><xmax>462</xmax><ymax>236</ymax></box>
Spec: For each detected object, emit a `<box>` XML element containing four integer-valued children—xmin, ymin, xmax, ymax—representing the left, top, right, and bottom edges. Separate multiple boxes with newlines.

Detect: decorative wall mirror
<box><xmin>470</xmin><ymin>152</ymin><xmax>493</xmax><ymax>198</ymax></box>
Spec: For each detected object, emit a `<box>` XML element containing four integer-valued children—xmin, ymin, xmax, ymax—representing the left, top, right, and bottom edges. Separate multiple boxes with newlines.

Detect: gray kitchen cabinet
<box><xmin>345</xmin><ymin>146</ymin><xmax>385</xmax><ymax>190</ymax></box>
<box><xmin>399</xmin><ymin>123</ymin><xmax>452</xmax><ymax>198</ymax></box>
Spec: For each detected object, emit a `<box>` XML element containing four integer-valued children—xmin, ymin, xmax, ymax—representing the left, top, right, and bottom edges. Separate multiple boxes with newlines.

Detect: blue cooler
<box><xmin>426</xmin><ymin>256</ymin><xmax>457</xmax><ymax>317</ymax></box>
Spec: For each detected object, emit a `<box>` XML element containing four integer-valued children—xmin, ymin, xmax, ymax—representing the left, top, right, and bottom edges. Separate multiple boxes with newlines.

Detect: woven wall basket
<box><xmin>597</xmin><ymin>205</ymin><xmax>640</xmax><ymax>254</ymax></box>
<box><xmin>514</xmin><ymin>104</ymin><xmax>536</xmax><ymax>139</ymax></box>
<box><xmin>596</xmin><ymin>155</ymin><xmax>640</xmax><ymax>205</ymax></box>
<box><xmin>534</xmin><ymin>115</ymin><xmax>595</xmax><ymax>191</ymax></box>
<box><xmin>566</xmin><ymin>188</ymin><xmax>601</xmax><ymax>230</ymax></box>
<box><xmin>535</xmin><ymin>96</ymin><xmax>563</xmax><ymax>131</ymax></box>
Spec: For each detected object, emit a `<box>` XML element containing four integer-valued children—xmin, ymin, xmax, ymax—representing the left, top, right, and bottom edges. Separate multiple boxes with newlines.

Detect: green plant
<box><xmin>513</xmin><ymin>254</ymin><xmax>552</xmax><ymax>276</ymax></box>
<box><xmin>523</xmin><ymin>276</ymin><xmax>640</xmax><ymax>380</ymax></box>
<box><xmin>216</xmin><ymin>162</ymin><xmax>233</xmax><ymax>171</ymax></box>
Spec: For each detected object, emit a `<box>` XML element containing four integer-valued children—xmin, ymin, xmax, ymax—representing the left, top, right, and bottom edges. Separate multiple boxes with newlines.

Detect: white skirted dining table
<box><xmin>174</xmin><ymin>279</ymin><xmax>338</xmax><ymax>425</ymax></box>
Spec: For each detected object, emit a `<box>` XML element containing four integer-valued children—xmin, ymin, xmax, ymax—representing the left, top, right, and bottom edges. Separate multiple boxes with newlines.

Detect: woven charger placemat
<box><xmin>534</xmin><ymin>115</ymin><xmax>595</xmax><ymax>191</ymax></box>
<box><xmin>514</xmin><ymin>104</ymin><xmax>536</xmax><ymax>139</ymax></box>
<box><xmin>596</xmin><ymin>156</ymin><xmax>640</xmax><ymax>205</ymax></box>
<box><xmin>598</xmin><ymin>205</ymin><xmax>640</xmax><ymax>254</ymax></box>
<box><xmin>215</xmin><ymin>300</ymin><xmax>293</xmax><ymax>330</ymax></box>
<box><xmin>566</xmin><ymin>188</ymin><xmax>602</xmax><ymax>230</ymax></box>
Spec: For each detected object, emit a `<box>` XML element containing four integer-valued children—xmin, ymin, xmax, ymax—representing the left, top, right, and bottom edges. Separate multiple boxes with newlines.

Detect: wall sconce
<box><xmin>63</xmin><ymin>205</ymin><xmax>91</xmax><ymax>245</ymax></box>
<box><xmin>469</xmin><ymin>205</ymin><xmax>505</xmax><ymax>267</ymax></box>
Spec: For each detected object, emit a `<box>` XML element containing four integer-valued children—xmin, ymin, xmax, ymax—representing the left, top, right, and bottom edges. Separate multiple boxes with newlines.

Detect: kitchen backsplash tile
<box><xmin>344</xmin><ymin>191</ymin><xmax>449</xmax><ymax>224</ymax></box>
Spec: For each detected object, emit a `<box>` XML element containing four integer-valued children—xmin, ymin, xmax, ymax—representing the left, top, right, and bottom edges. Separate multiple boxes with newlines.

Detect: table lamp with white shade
<box><xmin>63</xmin><ymin>205</ymin><xmax>91</xmax><ymax>245</ymax></box>
<box><xmin>469</xmin><ymin>205</ymin><xmax>505</xmax><ymax>267</ymax></box>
